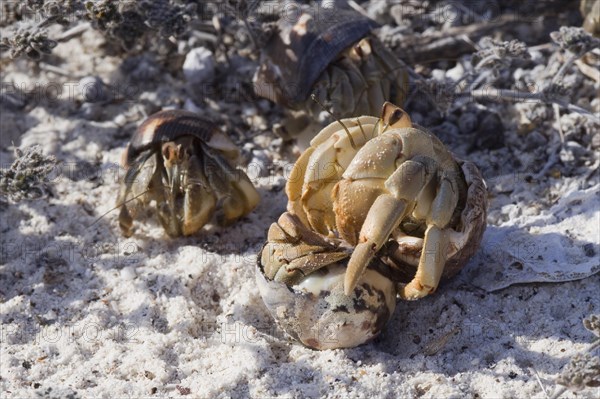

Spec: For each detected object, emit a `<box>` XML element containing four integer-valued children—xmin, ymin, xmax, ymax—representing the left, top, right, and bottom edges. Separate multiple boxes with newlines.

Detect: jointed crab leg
<box><xmin>400</xmin><ymin>173</ymin><xmax>459</xmax><ymax>299</ymax></box>
<box><xmin>199</xmin><ymin>143</ymin><xmax>260</xmax><ymax>226</ymax></box>
<box><xmin>343</xmin><ymin>157</ymin><xmax>437</xmax><ymax>295</ymax></box>
<box><xmin>118</xmin><ymin>150</ymin><xmax>157</xmax><ymax>237</ymax></box>
<box><xmin>182</xmin><ymin>154</ymin><xmax>216</xmax><ymax>236</ymax></box>
<box><xmin>161</xmin><ymin>142</ymin><xmax>185</xmax><ymax>236</ymax></box>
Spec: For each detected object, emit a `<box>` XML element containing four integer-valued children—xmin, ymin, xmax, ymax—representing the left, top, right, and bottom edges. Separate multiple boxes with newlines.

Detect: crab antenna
<box><xmin>356</xmin><ymin>118</ymin><xmax>367</xmax><ymax>141</ymax></box>
<box><xmin>88</xmin><ymin>189</ymin><xmax>150</xmax><ymax>228</ymax></box>
<box><xmin>310</xmin><ymin>94</ymin><xmax>357</xmax><ymax>149</ymax></box>
<box><xmin>372</xmin><ymin>117</ymin><xmax>381</xmax><ymax>136</ymax></box>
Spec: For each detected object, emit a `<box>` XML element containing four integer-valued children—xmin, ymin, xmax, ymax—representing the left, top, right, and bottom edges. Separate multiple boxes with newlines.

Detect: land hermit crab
<box><xmin>257</xmin><ymin>212</ymin><xmax>398</xmax><ymax>350</ymax></box>
<box><xmin>257</xmin><ymin>103</ymin><xmax>487</xmax><ymax>349</ymax></box>
<box><xmin>253</xmin><ymin>3</ymin><xmax>407</xmax><ymax>140</ymax></box>
<box><xmin>117</xmin><ymin>110</ymin><xmax>260</xmax><ymax>237</ymax></box>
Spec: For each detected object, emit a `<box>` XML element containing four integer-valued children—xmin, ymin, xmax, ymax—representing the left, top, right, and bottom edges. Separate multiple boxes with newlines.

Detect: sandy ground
<box><xmin>1</xmin><ymin>1</ymin><xmax>599</xmax><ymax>398</ymax></box>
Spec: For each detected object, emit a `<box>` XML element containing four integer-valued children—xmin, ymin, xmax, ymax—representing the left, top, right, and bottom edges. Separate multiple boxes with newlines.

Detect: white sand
<box><xmin>1</xmin><ymin>14</ymin><xmax>599</xmax><ymax>399</ymax></box>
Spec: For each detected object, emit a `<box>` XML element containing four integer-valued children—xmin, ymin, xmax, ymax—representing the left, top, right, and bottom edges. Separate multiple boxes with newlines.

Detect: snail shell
<box><xmin>257</xmin><ymin>249</ymin><xmax>397</xmax><ymax>350</ymax></box>
<box><xmin>253</xmin><ymin>6</ymin><xmax>377</xmax><ymax>108</ymax></box>
<box><xmin>257</xmin><ymin>213</ymin><xmax>397</xmax><ymax>350</ymax></box>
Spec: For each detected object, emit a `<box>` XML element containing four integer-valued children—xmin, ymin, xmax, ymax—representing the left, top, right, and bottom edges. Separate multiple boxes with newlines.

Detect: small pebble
<box><xmin>431</xmin><ymin>69</ymin><xmax>446</xmax><ymax>82</ymax></box>
<box><xmin>560</xmin><ymin>142</ymin><xmax>588</xmax><ymax>163</ymax></box>
<box><xmin>446</xmin><ymin>63</ymin><xmax>465</xmax><ymax>82</ymax></box>
<box><xmin>44</xmin><ymin>310</ymin><xmax>57</xmax><ymax>320</ymax></box>
<box><xmin>249</xmin><ymin>150</ymin><xmax>270</xmax><ymax>178</ymax></box>
<box><xmin>113</xmin><ymin>114</ymin><xmax>128</xmax><ymax>127</ymax></box>
<box><xmin>78</xmin><ymin>76</ymin><xmax>107</xmax><ymax>103</ymax></box>
<box><xmin>183</xmin><ymin>47</ymin><xmax>216</xmax><ymax>85</ymax></box>
<box><xmin>583</xmin><ymin>243</ymin><xmax>596</xmax><ymax>257</ymax></box>
<box><xmin>120</xmin><ymin>267</ymin><xmax>136</xmax><ymax>281</ymax></box>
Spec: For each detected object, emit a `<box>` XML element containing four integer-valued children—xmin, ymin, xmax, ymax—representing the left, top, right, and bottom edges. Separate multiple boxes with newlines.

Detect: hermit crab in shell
<box><xmin>253</xmin><ymin>4</ymin><xmax>407</xmax><ymax>140</ymax></box>
<box><xmin>257</xmin><ymin>103</ymin><xmax>487</xmax><ymax>349</ymax></box>
<box><xmin>117</xmin><ymin>110</ymin><xmax>260</xmax><ymax>237</ymax></box>
<box><xmin>257</xmin><ymin>212</ymin><xmax>398</xmax><ymax>350</ymax></box>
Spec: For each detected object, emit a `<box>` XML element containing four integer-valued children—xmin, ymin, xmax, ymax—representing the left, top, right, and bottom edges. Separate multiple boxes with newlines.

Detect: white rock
<box><xmin>120</xmin><ymin>266</ymin><xmax>136</xmax><ymax>281</ymax></box>
<box><xmin>446</xmin><ymin>63</ymin><xmax>464</xmax><ymax>82</ymax></box>
<box><xmin>183</xmin><ymin>47</ymin><xmax>216</xmax><ymax>86</ymax></box>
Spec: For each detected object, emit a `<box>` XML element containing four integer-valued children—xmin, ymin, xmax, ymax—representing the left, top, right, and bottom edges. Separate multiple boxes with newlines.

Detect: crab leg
<box><xmin>199</xmin><ymin>143</ymin><xmax>260</xmax><ymax>226</ymax></box>
<box><xmin>117</xmin><ymin>167</ymin><xmax>140</xmax><ymax>237</ymax></box>
<box><xmin>182</xmin><ymin>154</ymin><xmax>216</xmax><ymax>236</ymax></box>
<box><xmin>399</xmin><ymin>173</ymin><xmax>459</xmax><ymax>300</ymax></box>
<box><xmin>344</xmin><ymin>158</ymin><xmax>437</xmax><ymax>295</ymax></box>
<box><xmin>286</xmin><ymin>147</ymin><xmax>315</xmax><ymax>228</ymax></box>
<box><xmin>118</xmin><ymin>150</ymin><xmax>157</xmax><ymax>237</ymax></box>
<box><xmin>221</xmin><ymin>175</ymin><xmax>261</xmax><ymax>224</ymax></box>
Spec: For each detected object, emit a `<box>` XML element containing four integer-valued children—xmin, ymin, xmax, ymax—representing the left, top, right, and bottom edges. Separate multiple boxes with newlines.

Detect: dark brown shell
<box><xmin>123</xmin><ymin>110</ymin><xmax>218</xmax><ymax>167</ymax></box>
<box><xmin>254</xmin><ymin>7</ymin><xmax>377</xmax><ymax>107</ymax></box>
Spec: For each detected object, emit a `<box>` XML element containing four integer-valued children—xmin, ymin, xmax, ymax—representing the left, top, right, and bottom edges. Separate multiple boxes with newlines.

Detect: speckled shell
<box><xmin>122</xmin><ymin>110</ymin><xmax>237</xmax><ymax>167</ymax></box>
<box><xmin>254</xmin><ymin>7</ymin><xmax>377</xmax><ymax>107</ymax></box>
<box><xmin>256</xmin><ymin>257</ymin><xmax>397</xmax><ymax>350</ymax></box>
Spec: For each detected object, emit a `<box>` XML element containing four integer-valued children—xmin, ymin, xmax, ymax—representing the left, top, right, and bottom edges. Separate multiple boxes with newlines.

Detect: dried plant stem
<box><xmin>534</xmin><ymin>144</ymin><xmax>561</xmax><ymax>180</ymax></box>
<box><xmin>56</xmin><ymin>22</ymin><xmax>91</xmax><ymax>42</ymax></box>
<box><xmin>469</xmin><ymin>88</ymin><xmax>600</xmax><ymax>124</ymax></box>
<box><xmin>552</xmin><ymin>48</ymin><xmax>592</xmax><ymax>85</ymax></box>
<box><xmin>553</xmin><ymin>103</ymin><xmax>565</xmax><ymax>144</ymax></box>
<box><xmin>531</xmin><ymin>366</ymin><xmax>550</xmax><ymax>399</ymax></box>
<box><xmin>474</xmin><ymin>54</ymin><xmax>500</xmax><ymax>70</ymax></box>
